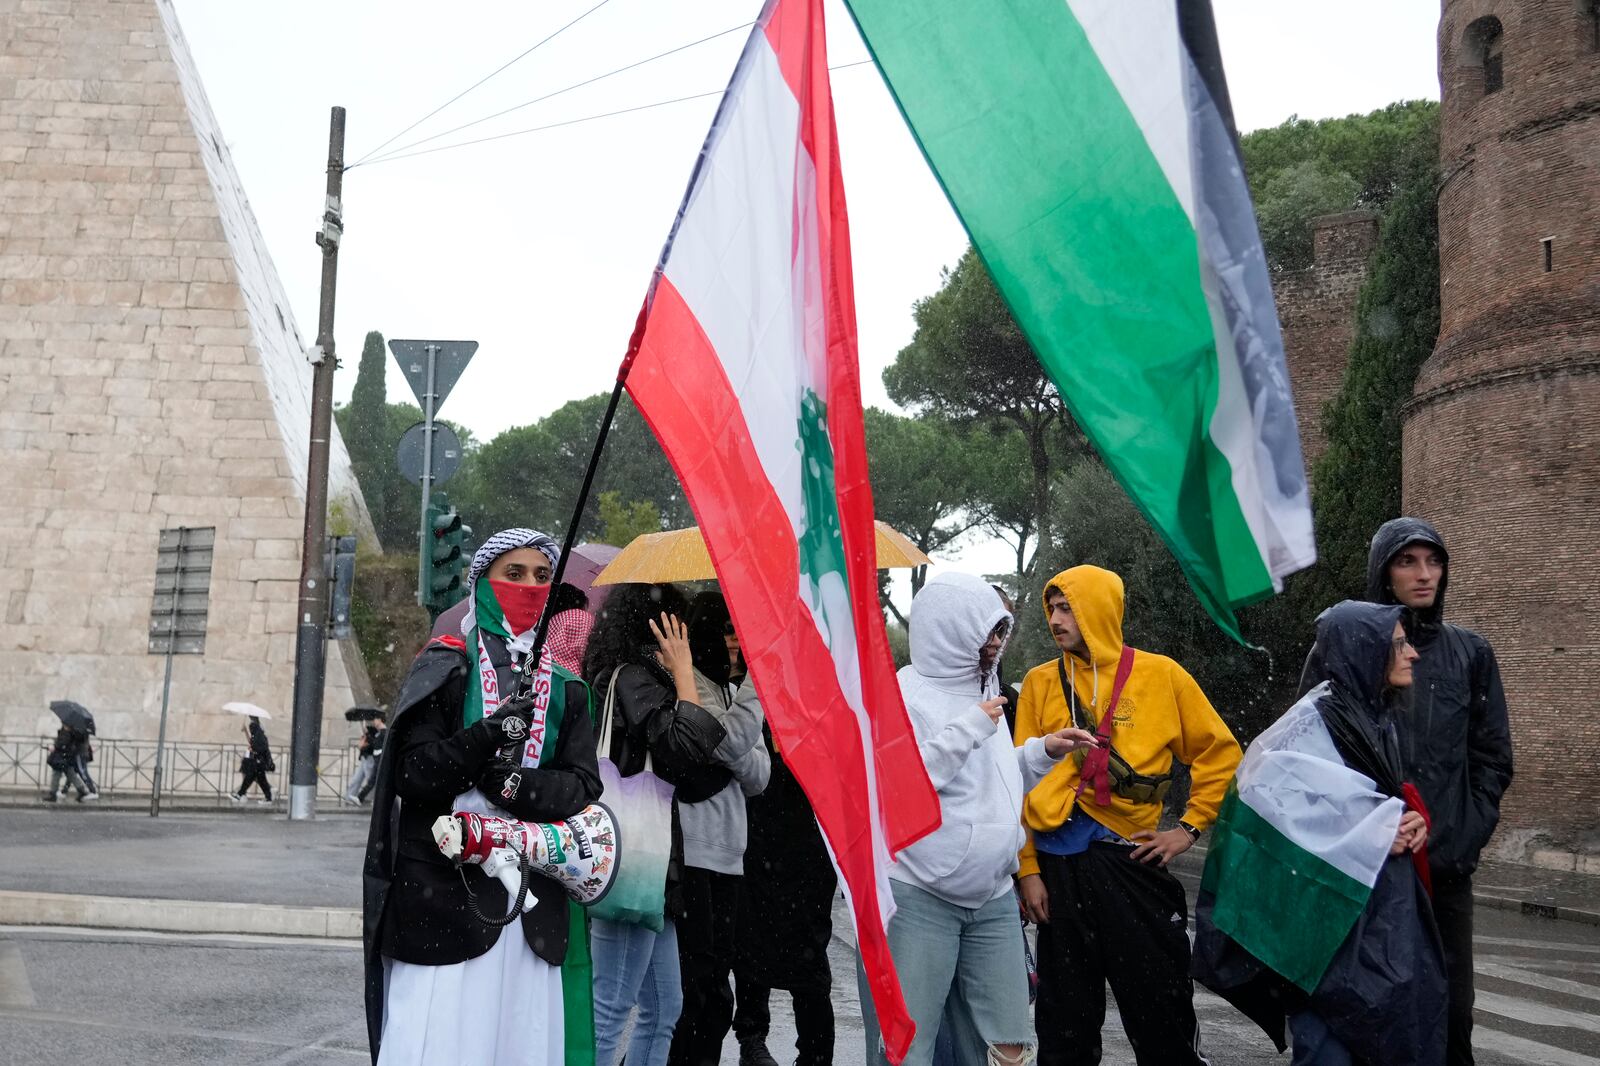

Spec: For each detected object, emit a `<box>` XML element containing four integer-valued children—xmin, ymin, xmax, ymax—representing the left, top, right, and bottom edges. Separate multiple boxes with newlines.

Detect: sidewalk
<box><xmin>2</xmin><ymin>806</ymin><xmax>1596</xmax><ymax>941</ymax></box>
<box><xmin>1171</xmin><ymin>845</ymin><xmax>1600</xmax><ymax>926</ymax></box>
<box><xmin>0</xmin><ymin>806</ymin><xmax>365</xmax><ymax>938</ymax></box>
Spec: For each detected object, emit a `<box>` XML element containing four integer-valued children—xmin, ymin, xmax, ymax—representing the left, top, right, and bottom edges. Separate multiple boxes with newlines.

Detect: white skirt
<box><xmin>379</xmin><ymin>922</ymin><xmax>564</xmax><ymax>1066</ymax></box>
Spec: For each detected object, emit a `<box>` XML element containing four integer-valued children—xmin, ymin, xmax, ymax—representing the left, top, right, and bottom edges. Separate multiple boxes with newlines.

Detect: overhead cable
<box><xmin>351</xmin><ymin>60</ymin><xmax>875</xmax><ymax>169</ymax></box>
<box><xmin>351</xmin><ymin>0</ymin><xmax>615</xmax><ymax>166</ymax></box>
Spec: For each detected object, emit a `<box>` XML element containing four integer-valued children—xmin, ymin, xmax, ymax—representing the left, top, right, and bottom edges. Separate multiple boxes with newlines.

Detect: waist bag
<box><xmin>1060</xmin><ymin>649</ymin><xmax>1173</xmax><ymax>807</ymax></box>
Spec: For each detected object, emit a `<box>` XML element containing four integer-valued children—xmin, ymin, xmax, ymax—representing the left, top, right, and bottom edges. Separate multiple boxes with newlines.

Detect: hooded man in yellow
<box><xmin>1013</xmin><ymin>565</ymin><xmax>1240</xmax><ymax>1066</ymax></box>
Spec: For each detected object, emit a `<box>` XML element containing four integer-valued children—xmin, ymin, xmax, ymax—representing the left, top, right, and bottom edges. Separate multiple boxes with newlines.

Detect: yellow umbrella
<box><xmin>593</xmin><ymin>521</ymin><xmax>931</xmax><ymax>586</ymax></box>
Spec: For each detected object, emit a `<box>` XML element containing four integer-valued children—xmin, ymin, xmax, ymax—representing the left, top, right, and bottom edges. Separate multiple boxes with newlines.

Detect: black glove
<box><xmin>477</xmin><ymin>747</ymin><xmax>527</xmax><ymax>809</ymax></box>
<box><xmin>486</xmin><ymin>687</ymin><xmax>539</xmax><ymax>745</ymax></box>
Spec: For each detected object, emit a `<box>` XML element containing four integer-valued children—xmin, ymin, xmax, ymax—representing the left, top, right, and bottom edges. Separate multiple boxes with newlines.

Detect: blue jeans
<box><xmin>859</xmin><ymin>880</ymin><xmax>1032</xmax><ymax>1066</ymax></box>
<box><xmin>592</xmin><ymin>917</ymin><xmax>682</xmax><ymax>1066</ymax></box>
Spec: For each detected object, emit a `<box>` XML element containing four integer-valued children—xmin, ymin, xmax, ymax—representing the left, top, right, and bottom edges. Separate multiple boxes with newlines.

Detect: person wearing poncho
<box><xmin>1193</xmin><ymin>600</ymin><xmax>1446</xmax><ymax>1065</ymax></box>
<box><xmin>362</xmin><ymin>529</ymin><xmax>602</xmax><ymax>1066</ymax></box>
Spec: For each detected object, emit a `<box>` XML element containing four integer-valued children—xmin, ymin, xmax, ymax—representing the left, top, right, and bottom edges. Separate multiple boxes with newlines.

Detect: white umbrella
<box><xmin>222</xmin><ymin>701</ymin><xmax>273</xmax><ymax>720</ymax></box>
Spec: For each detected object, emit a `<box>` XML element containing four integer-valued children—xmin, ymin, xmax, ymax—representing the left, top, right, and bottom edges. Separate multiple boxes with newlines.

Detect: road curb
<box><xmin>0</xmin><ymin>889</ymin><xmax>360</xmax><ymax>939</ymax></box>
<box><xmin>1473</xmin><ymin>890</ymin><xmax>1600</xmax><ymax>927</ymax></box>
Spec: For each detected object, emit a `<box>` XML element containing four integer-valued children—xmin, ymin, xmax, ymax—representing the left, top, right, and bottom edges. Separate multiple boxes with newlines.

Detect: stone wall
<box><xmin>1274</xmin><ymin>210</ymin><xmax>1378</xmax><ymax>466</ymax></box>
<box><xmin>0</xmin><ymin>0</ymin><xmax>373</xmax><ymax>755</ymax></box>
<box><xmin>1404</xmin><ymin>0</ymin><xmax>1600</xmax><ymax>847</ymax></box>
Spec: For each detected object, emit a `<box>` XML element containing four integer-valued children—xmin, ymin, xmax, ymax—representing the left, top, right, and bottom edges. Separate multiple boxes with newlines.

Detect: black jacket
<box><xmin>362</xmin><ymin>636</ymin><xmax>600</xmax><ymax>1061</ymax></box>
<box><xmin>1299</xmin><ymin>518</ymin><xmax>1513</xmax><ymax>878</ymax></box>
<box><xmin>596</xmin><ymin>661</ymin><xmax>730</xmax><ymax>917</ymax></box>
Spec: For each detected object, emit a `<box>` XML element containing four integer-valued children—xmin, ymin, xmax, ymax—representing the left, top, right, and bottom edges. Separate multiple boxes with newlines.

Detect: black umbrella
<box><xmin>344</xmin><ymin>706</ymin><xmax>385</xmax><ymax>722</ymax></box>
<box><xmin>49</xmin><ymin>700</ymin><xmax>95</xmax><ymax>733</ymax></box>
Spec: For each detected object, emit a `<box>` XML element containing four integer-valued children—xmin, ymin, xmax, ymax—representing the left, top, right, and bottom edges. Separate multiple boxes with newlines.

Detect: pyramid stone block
<box><xmin>0</xmin><ymin>0</ymin><xmax>378</xmax><ymax>753</ymax></box>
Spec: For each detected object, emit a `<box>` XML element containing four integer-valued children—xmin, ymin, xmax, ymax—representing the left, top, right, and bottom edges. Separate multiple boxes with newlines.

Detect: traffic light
<box><xmin>423</xmin><ymin>497</ymin><xmax>466</xmax><ymax>616</ymax></box>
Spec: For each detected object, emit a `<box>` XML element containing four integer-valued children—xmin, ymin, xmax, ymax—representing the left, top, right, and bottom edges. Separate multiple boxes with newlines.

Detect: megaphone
<box><xmin>432</xmin><ymin>804</ymin><xmax>619</xmax><ymax>912</ymax></box>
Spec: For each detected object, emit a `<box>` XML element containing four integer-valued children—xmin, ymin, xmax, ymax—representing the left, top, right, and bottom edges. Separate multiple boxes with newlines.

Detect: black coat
<box><xmin>596</xmin><ymin>661</ymin><xmax>730</xmax><ymax>919</ymax></box>
<box><xmin>1298</xmin><ymin>518</ymin><xmax>1513</xmax><ymax>879</ymax></box>
<box><xmin>736</xmin><ymin>730</ymin><xmax>836</xmax><ymax>993</ymax></box>
<box><xmin>362</xmin><ymin>636</ymin><xmax>600</xmax><ymax>1062</ymax></box>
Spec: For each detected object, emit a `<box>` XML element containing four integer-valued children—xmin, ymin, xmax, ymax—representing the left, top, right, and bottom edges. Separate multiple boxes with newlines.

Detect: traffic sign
<box><xmin>388</xmin><ymin>339</ymin><xmax>477</xmax><ymax>414</ymax></box>
<box><xmin>396</xmin><ymin>421</ymin><xmax>463</xmax><ymax>486</ymax></box>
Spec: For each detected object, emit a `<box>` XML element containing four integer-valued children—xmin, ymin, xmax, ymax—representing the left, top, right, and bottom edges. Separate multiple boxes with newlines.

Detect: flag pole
<box><xmin>510</xmin><ymin>300</ymin><xmax>654</xmax><ymax>697</ymax></box>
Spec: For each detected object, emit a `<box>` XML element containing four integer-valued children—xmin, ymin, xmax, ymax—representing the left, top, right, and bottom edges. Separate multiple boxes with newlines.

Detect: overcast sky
<box><xmin>170</xmin><ymin>0</ymin><xmax>1441</xmax><ymax>578</ymax></box>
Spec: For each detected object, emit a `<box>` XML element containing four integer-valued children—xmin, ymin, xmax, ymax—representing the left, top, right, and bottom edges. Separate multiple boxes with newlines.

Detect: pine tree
<box><xmin>346</xmin><ymin>331</ymin><xmax>389</xmax><ymax>545</ymax></box>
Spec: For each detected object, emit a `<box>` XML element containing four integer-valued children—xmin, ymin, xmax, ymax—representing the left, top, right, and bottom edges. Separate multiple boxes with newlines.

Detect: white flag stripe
<box><xmin>1235</xmin><ymin>691</ymin><xmax>1402</xmax><ymax>889</ymax></box>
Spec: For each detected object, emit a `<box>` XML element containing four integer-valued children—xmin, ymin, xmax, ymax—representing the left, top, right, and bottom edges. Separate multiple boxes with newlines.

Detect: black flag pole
<box><xmin>508</xmin><ymin>298</ymin><xmax>655</xmax><ymax>700</ymax></box>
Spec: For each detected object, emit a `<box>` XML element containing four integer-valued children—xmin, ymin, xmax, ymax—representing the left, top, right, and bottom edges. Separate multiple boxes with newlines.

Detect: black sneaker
<box><xmin>738</xmin><ymin>1041</ymin><xmax>781</xmax><ymax>1066</ymax></box>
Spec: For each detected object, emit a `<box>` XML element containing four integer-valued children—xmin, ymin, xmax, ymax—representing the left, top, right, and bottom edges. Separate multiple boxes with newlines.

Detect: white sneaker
<box><xmin>229</xmin><ymin>794</ymin><xmax>245</xmax><ymax>804</ymax></box>
<box><xmin>80</xmin><ymin>792</ymin><xmax>99</xmax><ymax>802</ymax></box>
<box><xmin>255</xmin><ymin>798</ymin><xmax>272</xmax><ymax>806</ymax></box>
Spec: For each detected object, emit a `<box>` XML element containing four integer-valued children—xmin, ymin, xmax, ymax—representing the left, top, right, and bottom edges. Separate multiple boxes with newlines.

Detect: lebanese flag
<box><xmin>620</xmin><ymin>0</ymin><xmax>939</xmax><ymax>1058</ymax></box>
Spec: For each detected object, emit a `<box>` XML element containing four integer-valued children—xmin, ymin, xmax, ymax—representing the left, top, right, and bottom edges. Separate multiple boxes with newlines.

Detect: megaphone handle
<box><xmin>460</xmin><ymin>853</ymin><xmax>533</xmax><ymax>928</ymax></box>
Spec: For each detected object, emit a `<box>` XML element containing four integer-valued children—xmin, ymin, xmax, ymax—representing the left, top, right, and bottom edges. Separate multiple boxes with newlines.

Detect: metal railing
<box><xmin>0</xmin><ymin>735</ymin><xmax>363</xmax><ymax>806</ymax></box>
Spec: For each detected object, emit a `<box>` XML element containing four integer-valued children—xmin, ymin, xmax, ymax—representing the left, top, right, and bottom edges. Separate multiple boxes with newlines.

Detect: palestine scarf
<box><xmin>459</xmin><ymin>528</ymin><xmax>597</xmax><ymax>1066</ymax></box>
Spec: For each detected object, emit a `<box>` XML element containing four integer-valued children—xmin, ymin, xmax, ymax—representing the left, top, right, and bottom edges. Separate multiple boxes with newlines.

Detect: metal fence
<box><xmin>0</xmin><ymin>735</ymin><xmax>361</xmax><ymax>805</ymax></box>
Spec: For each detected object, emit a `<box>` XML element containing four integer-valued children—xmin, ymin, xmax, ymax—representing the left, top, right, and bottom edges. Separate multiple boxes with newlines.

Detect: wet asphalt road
<box><xmin>4</xmin><ymin>898</ymin><xmax>1599</xmax><ymax>1066</ymax></box>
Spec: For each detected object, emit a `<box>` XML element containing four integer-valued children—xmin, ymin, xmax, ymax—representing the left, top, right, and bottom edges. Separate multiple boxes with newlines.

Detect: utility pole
<box><xmin>416</xmin><ymin>342</ymin><xmax>439</xmax><ymax>606</ymax></box>
<box><xmin>288</xmin><ymin>106</ymin><xmax>346</xmax><ymax>821</ymax></box>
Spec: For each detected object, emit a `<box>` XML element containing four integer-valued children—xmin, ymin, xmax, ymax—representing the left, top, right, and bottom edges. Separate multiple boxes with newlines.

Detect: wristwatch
<box><xmin>1179</xmin><ymin>821</ymin><xmax>1202</xmax><ymax>842</ymax></box>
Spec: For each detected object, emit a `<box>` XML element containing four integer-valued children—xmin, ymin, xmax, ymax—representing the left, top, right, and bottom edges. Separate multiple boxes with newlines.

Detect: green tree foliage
<box><xmin>864</xmin><ymin>407</ymin><xmax>982</xmax><ymax>595</ymax></box>
<box><xmin>596</xmin><ymin>491</ymin><xmax>663</xmax><ymax>548</ymax></box>
<box><xmin>1017</xmin><ymin>458</ymin><xmax>1277</xmax><ymax>738</ymax></box>
<box><xmin>884</xmin><ymin>248</ymin><xmax>1079</xmax><ymax>569</ymax></box>
<box><xmin>454</xmin><ymin>393</ymin><xmax>687</xmax><ymax>544</ymax></box>
<box><xmin>333</xmin><ymin>398</ymin><xmax>476</xmax><ymax>551</ymax></box>
<box><xmin>1309</xmin><ymin>168</ymin><xmax>1442</xmax><ymax>601</ymax></box>
<box><xmin>1253</xmin><ymin>161</ymin><xmax>1363</xmax><ymax>270</ymax></box>
<box><xmin>344</xmin><ymin>331</ymin><xmax>390</xmax><ymax>531</ymax></box>
<box><xmin>1242</xmin><ymin>101</ymin><xmax>1438</xmax><ymax>270</ymax></box>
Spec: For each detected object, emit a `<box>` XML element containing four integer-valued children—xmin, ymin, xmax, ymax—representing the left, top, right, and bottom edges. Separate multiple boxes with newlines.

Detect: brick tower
<box><xmin>0</xmin><ymin>0</ymin><xmax>375</xmax><ymax>751</ymax></box>
<box><xmin>1403</xmin><ymin>1</ymin><xmax>1600</xmax><ymax>849</ymax></box>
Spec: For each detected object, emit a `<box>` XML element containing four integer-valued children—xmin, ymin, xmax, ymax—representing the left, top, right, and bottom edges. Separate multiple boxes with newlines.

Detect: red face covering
<box><xmin>489</xmin><ymin>579</ymin><xmax>551</xmax><ymax>635</ymax></box>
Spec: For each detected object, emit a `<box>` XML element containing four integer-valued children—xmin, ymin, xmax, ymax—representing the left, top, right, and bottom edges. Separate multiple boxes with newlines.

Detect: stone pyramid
<box><xmin>0</xmin><ymin>0</ymin><xmax>376</xmax><ymax>752</ymax></box>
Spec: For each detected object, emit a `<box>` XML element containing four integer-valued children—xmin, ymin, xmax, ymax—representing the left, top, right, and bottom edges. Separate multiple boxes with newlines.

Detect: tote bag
<box><xmin>583</xmin><ymin>667</ymin><xmax>674</xmax><ymax>932</ymax></box>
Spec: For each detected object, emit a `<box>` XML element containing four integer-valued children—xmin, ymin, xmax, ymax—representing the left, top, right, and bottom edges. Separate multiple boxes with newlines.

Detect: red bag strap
<box><xmin>1074</xmin><ymin>645</ymin><xmax>1137</xmax><ymax>807</ymax></box>
<box><xmin>1401</xmin><ymin>782</ymin><xmax>1434</xmax><ymax>899</ymax></box>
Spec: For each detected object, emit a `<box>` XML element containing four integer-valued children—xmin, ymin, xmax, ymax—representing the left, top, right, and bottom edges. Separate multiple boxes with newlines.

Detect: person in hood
<box><xmin>668</xmin><ymin>592</ymin><xmax>771</xmax><ymax>1066</ymax></box>
<box><xmin>361</xmin><ymin>528</ymin><xmax>602</xmax><ymax>1066</ymax></box>
<box><xmin>1298</xmin><ymin>517</ymin><xmax>1512</xmax><ymax>1066</ymax></box>
<box><xmin>858</xmin><ymin>571</ymin><xmax>1096</xmax><ymax>1066</ymax></box>
<box><xmin>582</xmin><ymin>582</ymin><xmax>732</xmax><ymax>1066</ymax></box>
<box><xmin>1198</xmin><ymin>600</ymin><xmax>1445</xmax><ymax>1066</ymax></box>
<box><xmin>1013</xmin><ymin>565</ymin><xmax>1241</xmax><ymax>1066</ymax></box>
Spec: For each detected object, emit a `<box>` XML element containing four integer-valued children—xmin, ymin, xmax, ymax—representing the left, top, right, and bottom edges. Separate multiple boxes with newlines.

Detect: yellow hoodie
<box><xmin>1015</xmin><ymin>565</ymin><xmax>1241</xmax><ymax>879</ymax></box>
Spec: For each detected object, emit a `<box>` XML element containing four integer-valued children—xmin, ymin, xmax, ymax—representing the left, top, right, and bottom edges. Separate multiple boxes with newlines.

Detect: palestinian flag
<box><xmin>1198</xmin><ymin>694</ymin><xmax>1404</xmax><ymax>992</ymax></box>
<box><xmin>620</xmin><ymin>0</ymin><xmax>939</xmax><ymax>1059</ymax></box>
<box><xmin>845</xmin><ymin>0</ymin><xmax>1315</xmax><ymax>638</ymax></box>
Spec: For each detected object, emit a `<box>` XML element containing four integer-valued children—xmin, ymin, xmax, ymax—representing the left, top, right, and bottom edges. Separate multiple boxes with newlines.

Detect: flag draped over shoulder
<box><xmin>1199</xmin><ymin>690</ymin><xmax>1403</xmax><ymax>993</ymax></box>
<box><xmin>620</xmin><ymin>0</ymin><xmax>940</xmax><ymax>1058</ymax></box>
<box><xmin>844</xmin><ymin>0</ymin><xmax>1316</xmax><ymax>638</ymax></box>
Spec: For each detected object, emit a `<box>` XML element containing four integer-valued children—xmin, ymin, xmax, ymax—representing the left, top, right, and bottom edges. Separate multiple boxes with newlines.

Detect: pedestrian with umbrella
<box><xmin>344</xmin><ymin>708</ymin><xmax>386</xmax><ymax>806</ymax></box>
<box><xmin>43</xmin><ymin>701</ymin><xmax>97</xmax><ymax>802</ymax></box>
<box><xmin>224</xmin><ymin>703</ymin><xmax>275</xmax><ymax>805</ymax></box>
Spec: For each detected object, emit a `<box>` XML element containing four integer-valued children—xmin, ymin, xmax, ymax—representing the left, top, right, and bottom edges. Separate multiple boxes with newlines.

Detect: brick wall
<box><xmin>1275</xmin><ymin>211</ymin><xmax>1378</xmax><ymax>466</ymax></box>
<box><xmin>1403</xmin><ymin>0</ymin><xmax>1600</xmax><ymax>846</ymax></box>
<box><xmin>0</xmin><ymin>0</ymin><xmax>373</xmax><ymax>745</ymax></box>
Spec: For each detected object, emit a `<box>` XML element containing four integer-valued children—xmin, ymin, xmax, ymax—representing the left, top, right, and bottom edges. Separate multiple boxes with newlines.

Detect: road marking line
<box><xmin>1473</xmin><ymin>1027</ymin><xmax>1600</xmax><ymax>1066</ymax></box>
<box><xmin>0</xmin><ymin>942</ymin><xmax>36</xmax><ymax>1009</ymax></box>
<box><xmin>1477</xmin><ymin>990</ymin><xmax>1600</xmax><ymax>1033</ymax></box>
<box><xmin>1477</xmin><ymin>961</ymin><xmax>1600</xmax><ymax>1003</ymax></box>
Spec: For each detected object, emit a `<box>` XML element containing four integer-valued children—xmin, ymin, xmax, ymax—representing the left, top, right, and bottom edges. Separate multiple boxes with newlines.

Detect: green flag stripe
<box><xmin>844</xmin><ymin>0</ymin><xmax>1271</xmax><ymax>634</ymax></box>
<box><xmin>1202</xmin><ymin>789</ymin><xmax>1369</xmax><ymax>993</ymax></box>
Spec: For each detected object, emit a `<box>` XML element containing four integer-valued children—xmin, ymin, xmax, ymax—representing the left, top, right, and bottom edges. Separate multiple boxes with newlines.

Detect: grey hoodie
<box><xmin>891</xmin><ymin>572</ymin><xmax>1062</xmax><ymax>908</ymax></box>
<box><xmin>680</xmin><ymin>672</ymin><xmax>772</xmax><ymax>875</ymax></box>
